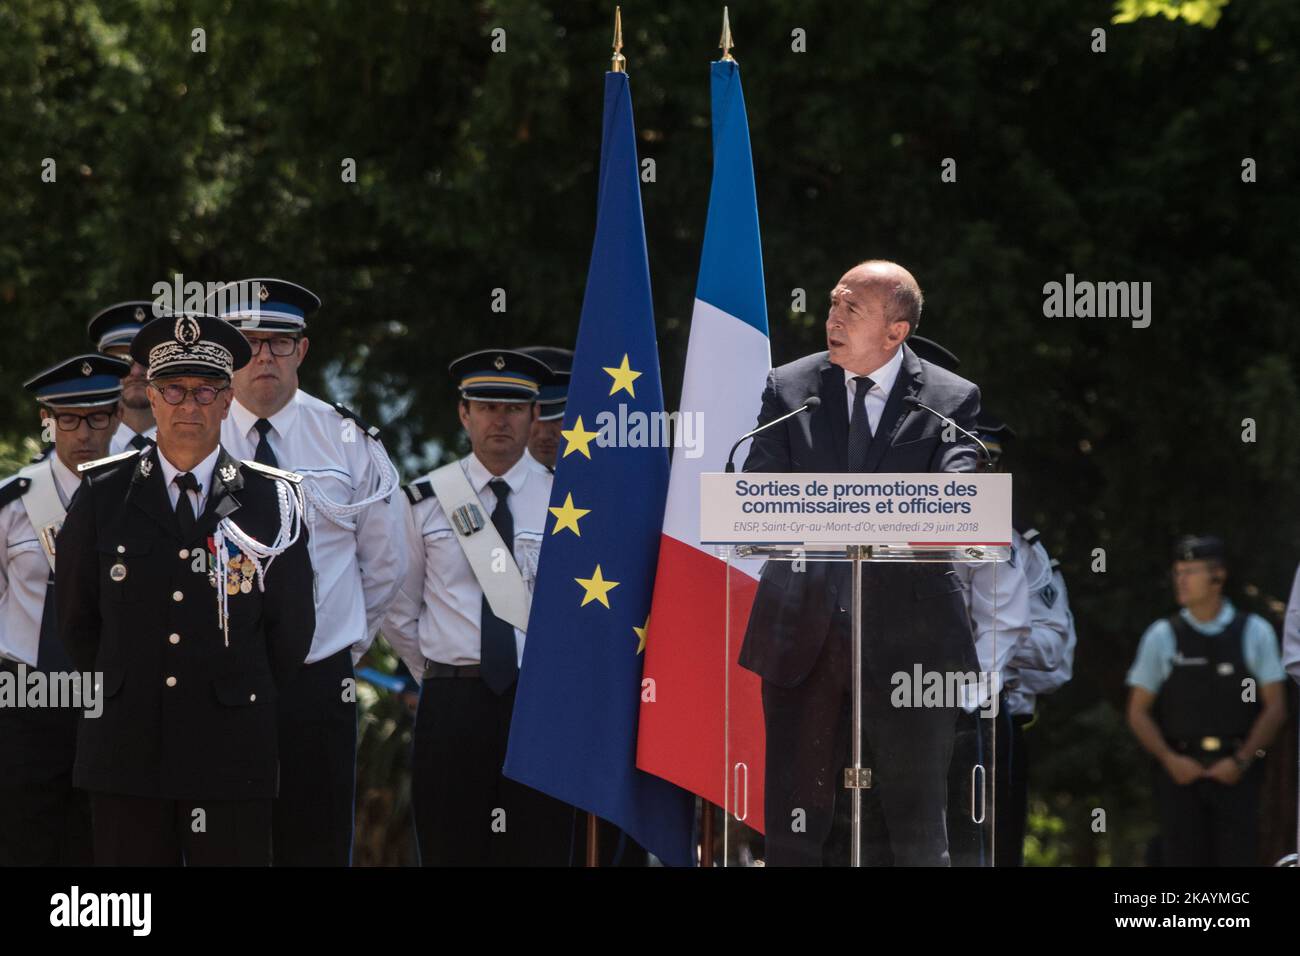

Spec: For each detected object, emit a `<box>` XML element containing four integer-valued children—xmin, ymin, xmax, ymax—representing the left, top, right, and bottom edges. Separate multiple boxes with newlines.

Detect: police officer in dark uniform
<box><xmin>1126</xmin><ymin>535</ymin><xmax>1287</xmax><ymax>866</ymax></box>
<box><xmin>55</xmin><ymin>312</ymin><xmax>316</xmax><ymax>865</ymax></box>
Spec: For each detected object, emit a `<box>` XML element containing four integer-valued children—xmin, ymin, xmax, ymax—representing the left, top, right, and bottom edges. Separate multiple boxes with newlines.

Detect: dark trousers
<box><xmin>1154</xmin><ymin>761</ymin><xmax>1262</xmax><ymax>866</ymax></box>
<box><xmin>411</xmin><ymin>675</ymin><xmax>577</xmax><ymax>866</ymax></box>
<box><xmin>0</xmin><ymin>682</ymin><xmax>92</xmax><ymax>866</ymax></box>
<box><xmin>761</xmin><ymin>621</ymin><xmax>957</xmax><ymax>866</ymax></box>
<box><xmin>994</xmin><ymin>714</ymin><xmax>1030</xmax><ymax>867</ymax></box>
<box><xmin>91</xmin><ymin>791</ymin><xmax>272</xmax><ymax>865</ymax></box>
<box><xmin>946</xmin><ymin>702</ymin><xmax>1023</xmax><ymax>867</ymax></box>
<box><xmin>272</xmin><ymin>646</ymin><xmax>358</xmax><ymax>866</ymax></box>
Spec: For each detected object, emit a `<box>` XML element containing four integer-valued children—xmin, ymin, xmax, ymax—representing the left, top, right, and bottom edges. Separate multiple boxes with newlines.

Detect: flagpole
<box><xmin>571</xmin><ymin>7</ymin><xmax>630</xmax><ymax>869</ymax></box>
<box><xmin>695</xmin><ymin>6</ymin><xmax>738</xmax><ymax>871</ymax></box>
<box><xmin>586</xmin><ymin>813</ymin><xmax>601</xmax><ymax>866</ymax></box>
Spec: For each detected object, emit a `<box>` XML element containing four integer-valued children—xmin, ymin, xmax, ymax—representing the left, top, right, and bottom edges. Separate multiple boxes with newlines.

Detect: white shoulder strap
<box><xmin>428</xmin><ymin>460</ymin><xmax>531</xmax><ymax>632</ymax></box>
<box><xmin>18</xmin><ymin>459</ymin><xmax>65</xmax><ymax>571</ymax></box>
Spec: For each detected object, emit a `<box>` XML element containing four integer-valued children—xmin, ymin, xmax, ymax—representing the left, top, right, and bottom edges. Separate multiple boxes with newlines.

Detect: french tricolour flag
<box><xmin>637</xmin><ymin>58</ymin><xmax>770</xmax><ymax>833</ymax></box>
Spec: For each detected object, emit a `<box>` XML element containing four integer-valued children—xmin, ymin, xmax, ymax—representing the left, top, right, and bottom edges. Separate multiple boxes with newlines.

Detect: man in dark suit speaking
<box><xmin>740</xmin><ymin>260</ymin><xmax>983</xmax><ymax>866</ymax></box>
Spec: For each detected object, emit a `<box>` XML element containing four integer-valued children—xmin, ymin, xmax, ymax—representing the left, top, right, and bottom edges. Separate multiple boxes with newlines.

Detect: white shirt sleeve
<box><xmin>1009</xmin><ymin>548</ymin><xmax>1075</xmax><ymax>671</ymax></box>
<box><xmin>1283</xmin><ymin>562</ymin><xmax>1300</xmax><ymax>685</ymax></box>
<box><xmin>954</xmin><ymin>556</ymin><xmax>1032</xmax><ymax>692</ymax></box>
<box><xmin>352</xmin><ymin>440</ymin><xmax>409</xmax><ymax>650</ymax></box>
<box><xmin>1016</xmin><ymin>570</ymin><xmax>1077</xmax><ymax>695</ymax></box>
<box><xmin>379</xmin><ymin>492</ymin><xmax>428</xmax><ymax>683</ymax></box>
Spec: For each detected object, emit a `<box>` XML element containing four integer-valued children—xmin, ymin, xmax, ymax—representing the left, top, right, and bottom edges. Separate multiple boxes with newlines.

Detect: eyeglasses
<box><xmin>152</xmin><ymin>383</ymin><xmax>228</xmax><ymax>405</ymax></box>
<box><xmin>48</xmin><ymin>411</ymin><xmax>115</xmax><ymax>431</ymax></box>
<box><xmin>244</xmin><ymin>336</ymin><xmax>300</xmax><ymax>357</ymax></box>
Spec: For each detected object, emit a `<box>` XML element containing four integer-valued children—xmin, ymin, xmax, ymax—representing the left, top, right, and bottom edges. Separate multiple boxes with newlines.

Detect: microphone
<box><xmin>902</xmin><ymin>396</ymin><xmax>991</xmax><ymax>465</ymax></box>
<box><xmin>725</xmin><ymin>396</ymin><xmax>822</xmax><ymax>473</ymax></box>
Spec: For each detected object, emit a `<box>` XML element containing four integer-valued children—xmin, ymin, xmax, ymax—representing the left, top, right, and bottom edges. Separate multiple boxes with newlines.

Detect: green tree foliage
<box><xmin>3</xmin><ymin>0</ymin><xmax>1297</xmax><ymax>864</ymax></box>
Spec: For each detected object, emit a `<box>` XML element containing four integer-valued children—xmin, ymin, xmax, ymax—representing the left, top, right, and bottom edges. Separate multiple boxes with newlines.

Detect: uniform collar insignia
<box><xmin>138</xmin><ymin>456</ymin><xmax>153</xmax><ymax>478</ymax></box>
<box><xmin>219</xmin><ymin>463</ymin><xmax>237</xmax><ymax>483</ymax></box>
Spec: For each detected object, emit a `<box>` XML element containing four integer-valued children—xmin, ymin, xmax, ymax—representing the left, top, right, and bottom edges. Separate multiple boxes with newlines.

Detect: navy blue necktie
<box><xmin>128</xmin><ymin>433</ymin><xmax>150</xmax><ymax>451</ymax></box>
<box><xmin>253</xmin><ymin>418</ymin><xmax>278</xmax><ymax>468</ymax></box>
<box><xmin>480</xmin><ymin>479</ymin><xmax>519</xmax><ymax>695</ymax></box>
<box><xmin>174</xmin><ymin>472</ymin><xmax>200</xmax><ymax>538</ymax></box>
<box><xmin>847</xmin><ymin>375</ymin><xmax>874</xmax><ymax>472</ymax></box>
<box><xmin>36</xmin><ymin>572</ymin><xmax>73</xmax><ymax>673</ymax></box>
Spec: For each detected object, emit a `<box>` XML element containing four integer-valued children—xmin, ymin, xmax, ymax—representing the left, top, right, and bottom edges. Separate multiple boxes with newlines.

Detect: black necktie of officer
<box><xmin>36</xmin><ymin>571</ymin><xmax>72</xmax><ymax>673</ymax></box>
<box><xmin>847</xmin><ymin>375</ymin><xmax>874</xmax><ymax>472</ymax></box>
<box><xmin>128</xmin><ymin>433</ymin><xmax>150</xmax><ymax>451</ymax></box>
<box><xmin>480</xmin><ymin>478</ymin><xmax>518</xmax><ymax>695</ymax></box>
<box><xmin>174</xmin><ymin>472</ymin><xmax>200</xmax><ymax>538</ymax></box>
<box><xmin>253</xmin><ymin>418</ymin><xmax>278</xmax><ymax>468</ymax></box>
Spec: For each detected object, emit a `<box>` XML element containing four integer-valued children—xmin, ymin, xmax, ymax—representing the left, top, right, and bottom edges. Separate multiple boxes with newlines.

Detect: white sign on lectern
<box><xmin>699</xmin><ymin>472</ymin><xmax>1012</xmax><ymax>548</ymax></box>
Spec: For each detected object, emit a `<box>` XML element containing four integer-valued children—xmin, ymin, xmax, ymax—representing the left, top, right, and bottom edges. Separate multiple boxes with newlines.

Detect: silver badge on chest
<box><xmin>110</xmin><ymin>562</ymin><xmax>127</xmax><ymax>582</ymax></box>
<box><xmin>451</xmin><ymin>502</ymin><xmax>486</xmax><ymax>537</ymax></box>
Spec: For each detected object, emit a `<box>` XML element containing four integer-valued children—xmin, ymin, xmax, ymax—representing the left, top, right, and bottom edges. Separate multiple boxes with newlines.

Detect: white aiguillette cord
<box><xmin>211</xmin><ymin>477</ymin><xmax>307</xmax><ymax>646</ymax></box>
<box><xmin>301</xmin><ymin>438</ymin><xmax>399</xmax><ymax>531</ymax></box>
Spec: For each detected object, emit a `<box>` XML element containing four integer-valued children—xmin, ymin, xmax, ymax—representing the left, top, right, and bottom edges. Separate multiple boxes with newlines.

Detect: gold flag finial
<box><xmin>720</xmin><ymin>6</ymin><xmax>735</xmax><ymax>61</ymax></box>
<box><xmin>611</xmin><ymin>6</ymin><xmax>626</xmax><ymax>72</ymax></box>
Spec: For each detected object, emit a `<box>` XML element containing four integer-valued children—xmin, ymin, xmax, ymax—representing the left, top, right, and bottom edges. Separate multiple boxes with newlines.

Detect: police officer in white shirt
<box><xmin>974</xmin><ymin>414</ymin><xmax>1077</xmax><ymax>866</ymax></box>
<box><xmin>88</xmin><ymin>301</ymin><xmax>158</xmax><ymax>454</ymax></box>
<box><xmin>386</xmin><ymin>349</ymin><xmax>578</xmax><ymax>866</ymax></box>
<box><xmin>207</xmin><ymin>278</ymin><xmax>407</xmax><ymax>866</ymax></box>
<box><xmin>0</xmin><ymin>353</ymin><xmax>128</xmax><ymax>864</ymax></box>
<box><xmin>516</xmin><ymin>346</ymin><xmax>572</xmax><ymax>471</ymax></box>
<box><xmin>903</xmin><ymin>337</ymin><xmax>1034</xmax><ymax>867</ymax></box>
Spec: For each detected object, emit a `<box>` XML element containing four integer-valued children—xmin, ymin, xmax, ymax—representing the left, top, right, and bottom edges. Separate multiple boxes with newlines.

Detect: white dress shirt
<box><xmin>1005</xmin><ymin>531</ymin><xmax>1077</xmax><ymax>716</ymax></box>
<box><xmin>110</xmin><ymin>421</ymin><xmax>156</xmax><ymax>455</ymax></box>
<box><xmin>384</xmin><ymin>450</ymin><xmax>551</xmax><ymax>679</ymax></box>
<box><xmin>842</xmin><ymin>345</ymin><xmax>904</xmax><ymax>436</ymax></box>
<box><xmin>157</xmin><ymin>444</ymin><xmax>219</xmax><ymax>516</ymax></box>
<box><xmin>222</xmin><ymin>390</ymin><xmax>407</xmax><ymax>664</ymax></box>
<box><xmin>0</xmin><ymin>454</ymin><xmax>82</xmax><ymax>665</ymax></box>
<box><xmin>953</xmin><ymin>551</ymin><xmax>1031</xmax><ymax>711</ymax></box>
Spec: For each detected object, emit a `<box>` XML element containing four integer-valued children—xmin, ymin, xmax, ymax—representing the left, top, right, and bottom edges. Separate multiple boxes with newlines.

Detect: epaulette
<box><xmin>241</xmin><ymin>460</ymin><xmax>303</xmax><ymax>484</ymax></box>
<box><xmin>1049</xmin><ymin>558</ymin><xmax>1061</xmax><ymax>570</ymax></box>
<box><xmin>403</xmin><ymin>480</ymin><xmax>434</xmax><ymax>505</ymax></box>
<box><xmin>332</xmin><ymin>402</ymin><xmax>382</xmax><ymax>441</ymax></box>
<box><xmin>76</xmin><ymin>448</ymin><xmax>142</xmax><ymax>474</ymax></box>
<box><xmin>1021</xmin><ymin>527</ymin><xmax>1041</xmax><ymax>545</ymax></box>
<box><xmin>29</xmin><ymin>444</ymin><xmax>53</xmax><ymax>464</ymax></box>
<box><xmin>0</xmin><ymin>475</ymin><xmax>33</xmax><ymax>509</ymax></box>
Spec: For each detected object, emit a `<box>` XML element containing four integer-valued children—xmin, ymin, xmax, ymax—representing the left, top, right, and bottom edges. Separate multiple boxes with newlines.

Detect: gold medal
<box><xmin>226</xmin><ymin>579</ymin><xmax>239</xmax><ymax>596</ymax></box>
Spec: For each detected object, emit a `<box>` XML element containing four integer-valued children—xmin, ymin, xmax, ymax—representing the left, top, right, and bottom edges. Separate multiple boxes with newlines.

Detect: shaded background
<box><xmin>2</xmin><ymin>0</ymin><xmax>1297</xmax><ymax>864</ymax></box>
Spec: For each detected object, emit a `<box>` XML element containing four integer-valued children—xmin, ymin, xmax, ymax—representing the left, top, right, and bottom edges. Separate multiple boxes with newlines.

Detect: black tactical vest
<box><xmin>1153</xmin><ymin>611</ymin><xmax>1259</xmax><ymax>741</ymax></box>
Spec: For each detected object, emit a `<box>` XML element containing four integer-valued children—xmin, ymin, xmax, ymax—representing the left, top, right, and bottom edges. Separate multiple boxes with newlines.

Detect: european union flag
<box><xmin>503</xmin><ymin>70</ymin><xmax>695</xmax><ymax>867</ymax></box>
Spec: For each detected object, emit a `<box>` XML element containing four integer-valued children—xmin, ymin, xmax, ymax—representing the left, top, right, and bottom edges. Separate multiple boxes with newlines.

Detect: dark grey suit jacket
<box><xmin>738</xmin><ymin>343</ymin><xmax>983</xmax><ymax>689</ymax></box>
